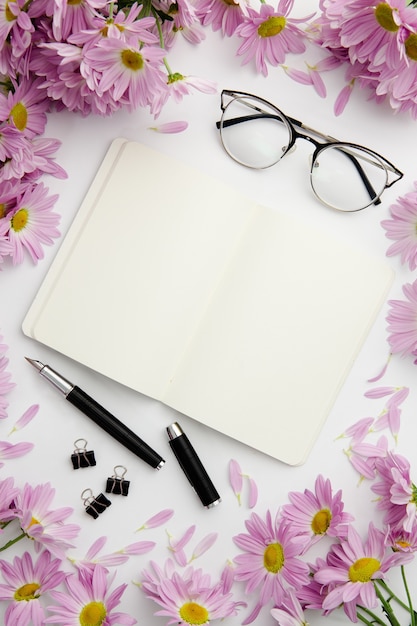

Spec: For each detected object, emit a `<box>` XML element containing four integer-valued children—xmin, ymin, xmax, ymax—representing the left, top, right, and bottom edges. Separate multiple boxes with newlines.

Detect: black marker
<box><xmin>25</xmin><ymin>358</ymin><xmax>165</xmax><ymax>470</ymax></box>
<box><xmin>167</xmin><ymin>422</ymin><xmax>221</xmax><ymax>508</ymax></box>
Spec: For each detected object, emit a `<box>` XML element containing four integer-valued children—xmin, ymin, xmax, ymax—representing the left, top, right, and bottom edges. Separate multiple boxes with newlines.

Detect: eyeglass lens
<box><xmin>220</xmin><ymin>95</ymin><xmax>292</xmax><ymax>169</ymax></box>
<box><xmin>219</xmin><ymin>94</ymin><xmax>391</xmax><ymax>212</ymax></box>
<box><xmin>310</xmin><ymin>145</ymin><xmax>388</xmax><ymax>211</ymax></box>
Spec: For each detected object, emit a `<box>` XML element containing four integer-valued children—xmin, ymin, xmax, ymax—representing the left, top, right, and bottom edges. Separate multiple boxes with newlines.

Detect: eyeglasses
<box><xmin>216</xmin><ymin>90</ymin><xmax>403</xmax><ymax>212</ymax></box>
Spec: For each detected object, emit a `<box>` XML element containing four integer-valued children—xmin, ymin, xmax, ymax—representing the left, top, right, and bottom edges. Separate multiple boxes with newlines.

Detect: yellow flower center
<box><xmin>10</xmin><ymin>101</ymin><xmax>27</xmax><ymax>131</ymax></box>
<box><xmin>258</xmin><ymin>16</ymin><xmax>286</xmax><ymax>38</ymax></box>
<box><xmin>0</xmin><ymin>203</ymin><xmax>6</xmax><ymax>218</ymax></box>
<box><xmin>14</xmin><ymin>582</ymin><xmax>40</xmax><ymax>601</ymax></box>
<box><xmin>179</xmin><ymin>601</ymin><xmax>209</xmax><ymax>625</ymax></box>
<box><xmin>101</xmin><ymin>20</ymin><xmax>125</xmax><ymax>36</ymax></box>
<box><xmin>348</xmin><ymin>557</ymin><xmax>381</xmax><ymax>582</ymax></box>
<box><xmin>311</xmin><ymin>508</ymin><xmax>332</xmax><ymax>535</ymax></box>
<box><xmin>263</xmin><ymin>542</ymin><xmax>285</xmax><ymax>573</ymax></box>
<box><xmin>79</xmin><ymin>601</ymin><xmax>107</xmax><ymax>626</ymax></box>
<box><xmin>405</xmin><ymin>33</ymin><xmax>417</xmax><ymax>61</ymax></box>
<box><xmin>11</xmin><ymin>208</ymin><xmax>29</xmax><ymax>232</ymax></box>
<box><xmin>67</xmin><ymin>0</ymin><xmax>82</xmax><ymax>6</ymax></box>
<box><xmin>5</xmin><ymin>1</ymin><xmax>16</xmax><ymax>22</ymax></box>
<box><xmin>121</xmin><ymin>49</ymin><xmax>143</xmax><ymax>71</ymax></box>
<box><xmin>374</xmin><ymin>3</ymin><xmax>399</xmax><ymax>32</ymax></box>
<box><xmin>395</xmin><ymin>540</ymin><xmax>411</xmax><ymax>550</ymax></box>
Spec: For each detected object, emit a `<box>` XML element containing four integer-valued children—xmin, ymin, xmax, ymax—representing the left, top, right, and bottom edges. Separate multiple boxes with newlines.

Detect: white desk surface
<box><xmin>2</xmin><ymin>14</ymin><xmax>417</xmax><ymax>626</ymax></box>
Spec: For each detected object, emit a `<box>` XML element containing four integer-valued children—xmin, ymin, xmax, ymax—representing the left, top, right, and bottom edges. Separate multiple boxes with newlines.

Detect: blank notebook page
<box><xmin>22</xmin><ymin>139</ymin><xmax>394</xmax><ymax>465</ymax></box>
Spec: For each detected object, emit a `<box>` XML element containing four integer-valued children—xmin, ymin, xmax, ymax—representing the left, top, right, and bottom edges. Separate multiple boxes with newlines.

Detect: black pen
<box><xmin>26</xmin><ymin>358</ymin><xmax>165</xmax><ymax>470</ymax></box>
<box><xmin>167</xmin><ymin>422</ymin><xmax>221</xmax><ymax>508</ymax></box>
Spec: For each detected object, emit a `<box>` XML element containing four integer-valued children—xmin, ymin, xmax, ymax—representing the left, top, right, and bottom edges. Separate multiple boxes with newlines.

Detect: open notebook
<box><xmin>22</xmin><ymin>139</ymin><xmax>394</xmax><ymax>465</ymax></box>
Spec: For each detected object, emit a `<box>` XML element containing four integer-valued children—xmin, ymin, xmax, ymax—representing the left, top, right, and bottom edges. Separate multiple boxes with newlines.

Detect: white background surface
<box><xmin>2</xmin><ymin>9</ymin><xmax>417</xmax><ymax>625</ymax></box>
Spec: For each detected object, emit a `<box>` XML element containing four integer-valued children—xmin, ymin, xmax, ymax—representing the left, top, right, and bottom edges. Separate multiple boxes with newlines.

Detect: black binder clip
<box><xmin>81</xmin><ymin>488</ymin><xmax>111</xmax><ymax>519</ymax></box>
<box><xmin>71</xmin><ymin>439</ymin><xmax>96</xmax><ymax>469</ymax></box>
<box><xmin>106</xmin><ymin>465</ymin><xmax>130</xmax><ymax>496</ymax></box>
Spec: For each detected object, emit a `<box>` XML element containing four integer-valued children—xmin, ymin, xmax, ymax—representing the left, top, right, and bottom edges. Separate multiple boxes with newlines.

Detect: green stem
<box><xmin>376</xmin><ymin>579</ymin><xmax>410</xmax><ymax>612</ymax></box>
<box><xmin>150</xmin><ymin>7</ymin><xmax>173</xmax><ymax>78</ymax></box>
<box><xmin>152</xmin><ymin>5</ymin><xmax>165</xmax><ymax>48</ymax></box>
<box><xmin>374</xmin><ymin>583</ymin><xmax>402</xmax><ymax>626</ymax></box>
<box><xmin>357</xmin><ymin>611</ymin><xmax>376</xmax><ymax>626</ymax></box>
<box><xmin>138</xmin><ymin>0</ymin><xmax>153</xmax><ymax>18</ymax></box>
<box><xmin>357</xmin><ymin>604</ymin><xmax>390</xmax><ymax>626</ymax></box>
<box><xmin>0</xmin><ymin>520</ymin><xmax>12</xmax><ymax>530</ymax></box>
<box><xmin>163</xmin><ymin>57</ymin><xmax>172</xmax><ymax>75</ymax></box>
<box><xmin>401</xmin><ymin>565</ymin><xmax>415</xmax><ymax>626</ymax></box>
<box><xmin>0</xmin><ymin>531</ymin><xmax>27</xmax><ymax>552</ymax></box>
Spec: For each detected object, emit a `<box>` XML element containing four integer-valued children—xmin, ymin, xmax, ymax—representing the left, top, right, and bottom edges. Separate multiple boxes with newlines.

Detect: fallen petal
<box><xmin>248</xmin><ymin>477</ymin><xmax>258</xmax><ymax>509</ymax></box>
<box><xmin>137</xmin><ymin>508</ymin><xmax>174</xmax><ymax>531</ymax></box>
<box><xmin>148</xmin><ymin>121</ymin><xmax>188</xmax><ymax>134</ymax></box>
<box><xmin>9</xmin><ymin>403</ymin><xmax>39</xmax><ymax>434</ymax></box>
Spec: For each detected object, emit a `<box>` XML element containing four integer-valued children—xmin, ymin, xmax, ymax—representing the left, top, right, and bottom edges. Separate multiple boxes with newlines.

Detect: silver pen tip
<box><xmin>24</xmin><ymin>357</ymin><xmax>44</xmax><ymax>371</ymax></box>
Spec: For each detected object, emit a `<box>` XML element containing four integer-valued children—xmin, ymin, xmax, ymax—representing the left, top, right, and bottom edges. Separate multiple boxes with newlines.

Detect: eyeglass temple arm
<box><xmin>298</xmin><ymin>120</ymin><xmax>403</xmax><ymax>182</ymax></box>
<box><xmin>216</xmin><ymin>114</ymin><xmax>382</xmax><ymax>206</ymax></box>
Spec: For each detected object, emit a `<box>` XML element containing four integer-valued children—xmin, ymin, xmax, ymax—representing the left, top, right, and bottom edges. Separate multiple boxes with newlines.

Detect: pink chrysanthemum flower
<box><xmin>0</xmin><ymin>128</ymin><xmax>40</xmax><ymax>183</ymax></box>
<box><xmin>372</xmin><ymin>452</ymin><xmax>417</xmax><ymax>532</ymax></box>
<box><xmin>157</xmin><ymin>0</ymin><xmax>205</xmax><ymax>48</ymax></box>
<box><xmin>375</xmin><ymin>31</ymin><xmax>417</xmax><ymax>117</ymax></box>
<box><xmin>0</xmin><ymin>477</ymin><xmax>19</xmax><ymax>525</ymax></box>
<box><xmin>296</xmin><ymin>556</ymin><xmax>331</xmax><ymax>613</ymax></box>
<box><xmin>338</xmin><ymin>0</ymin><xmax>417</xmax><ymax>68</ymax></box>
<box><xmin>0</xmin><ymin>124</ymin><xmax>28</xmax><ymax>162</ymax></box>
<box><xmin>15</xmin><ymin>482</ymin><xmax>80</xmax><ymax>558</ymax></box>
<box><xmin>0</xmin><ymin>182</ymin><xmax>60</xmax><ymax>264</ymax></box>
<box><xmin>271</xmin><ymin>588</ymin><xmax>308</xmax><ymax>626</ymax></box>
<box><xmin>314</xmin><ymin>522</ymin><xmax>413</xmax><ymax>622</ymax></box>
<box><xmin>0</xmin><ymin>550</ymin><xmax>65</xmax><ymax>626</ymax></box>
<box><xmin>0</xmin><ymin>77</ymin><xmax>49</xmax><ymax>138</ymax></box>
<box><xmin>45</xmin><ymin>564</ymin><xmax>136</xmax><ymax>625</ymax></box>
<box><xmin>69</xmin><ymin>6</ymin><xmax>157</xmax><ymax>47</ymax></box>
<box><xmin>82</xmin><ymin>37</ymin><xmax>167</xmax><ymax>110</ymax></box>
<box><xmin>0</xmin><ymin>0</ymin><xmax>34</xmax><ymax>51</ymax></box>
<box><xmin>141</xmin><ymin>558</ymin><xmax>241</xmax><ymax>625</ymax></box>
<box><xmin>27</xmin><ymin>137</ymin><xmax>67</xmax><ymax>181</ymax></box>
<box><xmin>51</xmin><ymin>0</ymin><xmax>108</xmax><ymax>41</ymax></box>
<box><xmin>234</xmin><ymin>0</ymin><xmax>310</xmax><ymax>77</ymax></box>
<box><xmin>196</xmin><ymin>0</ymin><xmax>249</xmax><ymax>37</ymax></box>
<box><xmin>382</xmin><ymin>182</ymin><xmax>417</xmax><ymax>271</ymax></box>
<box><xmin>150</xmin><ymin>72</ymin><xmax>216</xmax><ymax>117</ymax></box>
<box><xmin>281</xmin><ymin>475</ymin><xmax>354</xmax><ymax>549</ymax></box>
<box><xmin>387</xmin><ymin>522</ymin><xmax>417</xmax><ymax>552</ymax></box>
<box><xmin>32</xmin><ymin>41</ymin><xmax>123</xmax><ymax>116</ymax></box>
<box><xmin>233</xmin><ymin>510</ymin><xmax>310</xmax><ymax>623</ymax></box>
<box><xmin>0</xmin><ymin>179</ymin><xmax>25</xmax><ymax>219</ymax></box>
<box><xmin>386</xmin><ymin>279</ymin><xmax>417</xmax><ymax>358</ymax></box>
